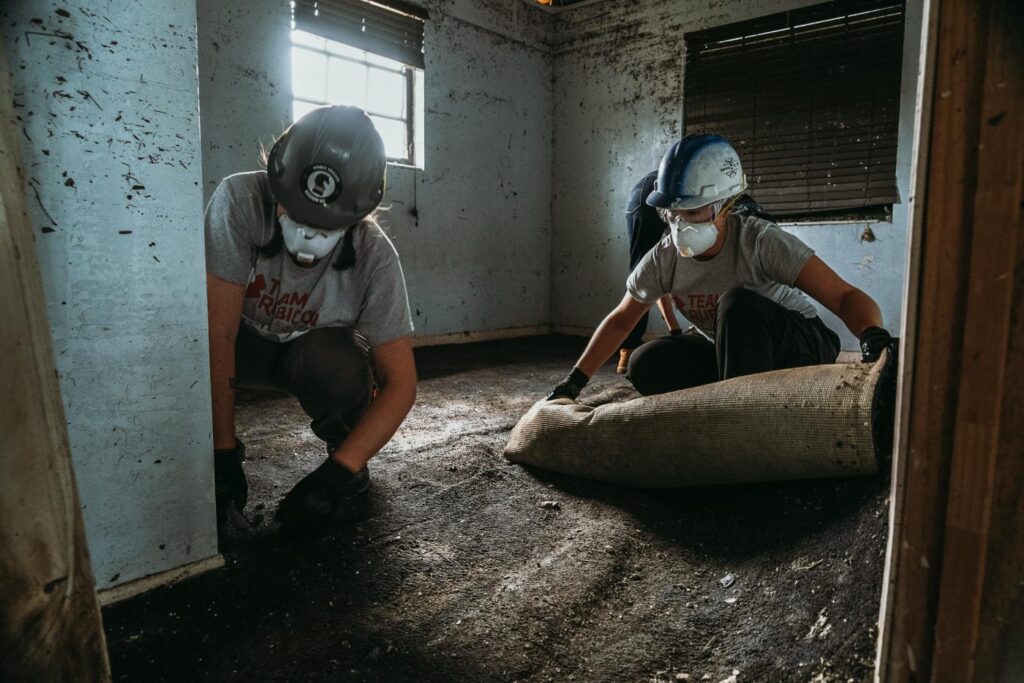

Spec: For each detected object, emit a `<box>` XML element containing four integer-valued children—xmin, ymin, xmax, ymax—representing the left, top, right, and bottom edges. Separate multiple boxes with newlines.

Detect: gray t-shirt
<box><xmin>626</xmin><ymin>213</ymin><xmax>817</xmax><ymax>340</ymax></box>
<box><xmin>205</xmin><ymin>171</ymin><xmax>413</xmax><ymax>346</ymax></box>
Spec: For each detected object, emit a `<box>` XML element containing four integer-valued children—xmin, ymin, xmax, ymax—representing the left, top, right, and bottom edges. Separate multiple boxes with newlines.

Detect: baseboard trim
<box><xmin>412</xmin><ymin>325</ymin><xmax>554</xmax><ymax>347</ymax></box>
<box><xmin>97</xmin><ymin>554</ymin><xmax>225</xmax><ymax>606</ymax></box>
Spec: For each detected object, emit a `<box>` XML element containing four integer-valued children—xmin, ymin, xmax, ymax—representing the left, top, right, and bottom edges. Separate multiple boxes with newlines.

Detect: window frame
<box><xmin>290</xmin><ymin>31</ymin><xmax>421</xmax><ymax>167</ymax></box>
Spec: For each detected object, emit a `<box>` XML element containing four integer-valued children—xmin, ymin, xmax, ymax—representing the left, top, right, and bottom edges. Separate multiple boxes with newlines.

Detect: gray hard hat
<box><xmin>267</xmin><ymin>106</ymin><xmax>386</xmax><ymax>230</ymax></box>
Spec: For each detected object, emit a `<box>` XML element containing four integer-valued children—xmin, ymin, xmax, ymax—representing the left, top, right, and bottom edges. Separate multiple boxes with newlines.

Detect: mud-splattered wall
<box><xmin>1</xmin><ymin>0</ymin><xmax>922</xmax><ymax>594</ymax></box>
<box><xmin>197</xmin><ymin>0</ymin><xmax>554</xmax><ymax>341</ymax></box>
<box><xmin>550</xmin><ymin>0</ymin><xmax>924</xmax><ymax>349</ymax></box>
<box><xmin>2</xmin><ymin>2</ymin><xmax>217</xmax><ymax>590</ymax></box>
<box><xmin>196</xmin><ymin>0</ymin><xmax>292</xmax><ymax>205</ymax></box>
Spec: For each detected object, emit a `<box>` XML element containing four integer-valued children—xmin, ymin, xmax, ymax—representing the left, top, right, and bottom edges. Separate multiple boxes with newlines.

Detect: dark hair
<box><xmin>331</xmin><ymin>223</ymin><xmax>358</xmax><ymax>271</ymax></box>
<box><xmin>731</xmin><ymin>193</ymin><xmax>775</xmax><ymax>221</ymax></box>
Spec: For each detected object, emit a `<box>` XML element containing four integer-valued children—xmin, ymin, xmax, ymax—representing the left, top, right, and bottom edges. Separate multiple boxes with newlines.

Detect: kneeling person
<box><xmin>206</xmin><ymin>106</ymin><xmax>416</xmax><ymax>543</ymax></box>
<box><xmin>550</xmin><ymin>134</ymin><xmax>893</xmax><ymax>401</ymax></box>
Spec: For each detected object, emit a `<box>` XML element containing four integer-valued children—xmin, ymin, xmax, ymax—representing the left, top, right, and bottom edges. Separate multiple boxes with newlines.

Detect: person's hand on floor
<box><xmin>215</xmin><ymin>439</ymin><xmax>251</xmax><ymax>530</ymax></box>
<box><xmin>277</xmin><ymin>458</ymin><xmax>371</xmax><ymax>544</ymax></box>
<box><xmin>547</xmin><ymin>367</ymin><xmax>589</xmax><ymax>401</ymax></box>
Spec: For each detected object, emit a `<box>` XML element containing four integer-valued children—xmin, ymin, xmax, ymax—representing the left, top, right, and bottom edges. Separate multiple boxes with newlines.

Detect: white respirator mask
<box><xmin>280</xmin><ymin>214</ymin><xmax>345</xmax><ymax>265</ymax></box>
<box><xmin>669</xmin><ymin>220</ymin><xmax>719</xmax><ymax>258</ymax></box>
<box><xmin>667</xmin><ymin>198</ymin><xmax>732</xmax><ymax>258</ymax></box>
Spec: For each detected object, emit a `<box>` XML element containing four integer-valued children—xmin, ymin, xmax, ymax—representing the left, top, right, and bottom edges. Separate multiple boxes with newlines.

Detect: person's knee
<box><xmin>280</xmin><ymin>328</ymin><xmax>373</xmax><ymax>404</ymax></box>
<box><xmin>316</xmin><ymin>361</ymin><xmax>373</xmax><ymax>408</ymax></box>
<box><xmin>716</xmin><ymin>288</ymin><xmax>771</xmax><ymax>332</ymax></box>
<box><xmin>625</xmin><ymin>341</ymin><xmax>669</xmax><ymax>395</ymax></box>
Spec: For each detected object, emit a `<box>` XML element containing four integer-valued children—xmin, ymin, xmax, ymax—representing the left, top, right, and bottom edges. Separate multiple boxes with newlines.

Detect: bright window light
<box><xmin>290</xmin><ymin>29</ymin><xmax>424</xmax><ymax>167</ymax></box>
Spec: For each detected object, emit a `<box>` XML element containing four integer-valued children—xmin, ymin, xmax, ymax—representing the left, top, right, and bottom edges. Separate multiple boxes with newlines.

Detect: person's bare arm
<box><xmin>656</xmin><ymin>294</ymin><xmax>680</xmax><ymax>332</ymax></box>
<box><xmin>332</xmin><ymin>336</ymin><xmax>417</xmax><ymax>473</ymax></box>
<box><xmin>207</xmin><ymin>273</ymin><xmax>246</xmax><ymax>450</ymax></box>
<box><xmin>575</xmin><ymin>294</ymin><xmax>652</xmax><ymax>377</ymax></box>
<box><xmin>794</xmin><ymin>255</ymin><xmax>882</xmax><ymax>336</ymax></box>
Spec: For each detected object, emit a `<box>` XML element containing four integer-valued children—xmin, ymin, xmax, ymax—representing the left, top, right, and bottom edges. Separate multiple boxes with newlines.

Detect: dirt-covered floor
<box><xmin>103</xmin><ymin>335</ymin><xmax>889</xmax><ymax>682</ymax></box>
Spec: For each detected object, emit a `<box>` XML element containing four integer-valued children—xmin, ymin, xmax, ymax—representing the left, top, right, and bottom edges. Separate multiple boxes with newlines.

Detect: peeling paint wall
<box><xmin>550</xmin><ymin>0</ymin><xmax>924</xmax><ymax>349</ymax></box>
<box><xmin>197</xmin><ymin>0</ymin><xmax>554</xmax><ymax>339</ymax></box>
<box><xmin>2</xmin><ymin>2</ymin><xmax>216</xmax><ymax>589</ymax></box>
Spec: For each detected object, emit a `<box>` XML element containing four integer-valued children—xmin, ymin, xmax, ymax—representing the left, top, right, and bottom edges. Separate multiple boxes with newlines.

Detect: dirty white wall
<box><xmin>196</xmin><ymin>0</ymin><xmax>292</xmax><ymax>206</ymax></box>
<box><xmin>1</xmin><ymin>0</ymin><xmax>921</xmax><ymax>593</ymax></box>
<box><xmin>198</xmin><ymin>0</ymin><xmax>922</xmax><ymax>350</ymax></box>
<box><xmin>2</xmin><ymin>3</ymin><xmax>216</xmax><ymax>589</ymax></box>
<box><xmin>550</xmin><ymin>0</ymin><xmax>923</xmax><ymax>350</ymax></box>
<box><xmin>197</xmin><ymin>0</ymin><xmax>554</xmax><ymax>341</ymax></box>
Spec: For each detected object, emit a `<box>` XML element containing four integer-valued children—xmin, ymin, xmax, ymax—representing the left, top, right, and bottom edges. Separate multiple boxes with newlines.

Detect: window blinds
<box><xmin>293</xmin><ymin>0</ymin><xmax>428</xmax><ymax>69</ymax></box>
<box><xmin>684</xmin><ymin>0</ymin><xmax>905</xmax><ymax>218</ymax></box>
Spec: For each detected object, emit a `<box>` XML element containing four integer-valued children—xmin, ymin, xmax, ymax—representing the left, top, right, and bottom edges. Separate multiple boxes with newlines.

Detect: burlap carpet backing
<box><xmin>504</xmin><ymin>352</ymin><xmax>889</xmax><ymax>488</ymax></box>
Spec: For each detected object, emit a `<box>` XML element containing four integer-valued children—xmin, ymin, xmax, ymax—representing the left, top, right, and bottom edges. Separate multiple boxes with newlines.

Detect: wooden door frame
<box><xmin>0</xmin><ymin>46</ymin><xmax>111</xmax><ymax>682</ymax></box>
<box><xmin>876</xmin><ymin>0</ymin><xmax>1024</xmax><ymax>679</ymax></box>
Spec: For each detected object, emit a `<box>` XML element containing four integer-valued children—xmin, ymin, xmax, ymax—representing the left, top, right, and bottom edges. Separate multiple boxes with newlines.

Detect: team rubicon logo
<box><xmin>301</xmin><ymin>164</ymin><xmax>342</xmax><ymax>205</ymax></box>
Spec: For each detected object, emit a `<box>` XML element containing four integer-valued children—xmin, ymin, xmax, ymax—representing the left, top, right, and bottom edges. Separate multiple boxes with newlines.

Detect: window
<box><xmin>684</xmin><ymin>0</ymin><xmax>905</xmax><ymax>221</ymax></box>
<box><xmin>290</xmin><ymin>0</ymin><xmax>427</xmax><ymax>167</ymax></box>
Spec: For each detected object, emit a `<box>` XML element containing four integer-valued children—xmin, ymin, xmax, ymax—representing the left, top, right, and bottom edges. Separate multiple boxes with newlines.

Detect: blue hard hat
<box><xmin>647</xmin><ymin>134</ymin><xmax>747</xmax><ymax>210</ymax></box>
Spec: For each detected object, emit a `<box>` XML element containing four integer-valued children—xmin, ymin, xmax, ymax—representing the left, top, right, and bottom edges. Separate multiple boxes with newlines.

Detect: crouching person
<box><xmin>205</xmin><ymin>106</ymin><xmax>416</xmax><ymax>544</ymax></box>
<box><xmin>550</xmin><ymin>134</ymin><xmax>893</xmax><ymax>401</ymax></box>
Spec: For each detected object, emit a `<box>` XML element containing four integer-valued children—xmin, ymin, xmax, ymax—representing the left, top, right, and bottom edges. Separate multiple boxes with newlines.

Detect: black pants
<box><xmin>626</xmin><ymin>288</ymin><xmax>841</xmax><ymax>396</ymax></box>
<box><xmin>623</xmin><ymin>173</ymin><xmax>666</xmax><ymax>350</ymax></box>
<box><xmin>234</xmin><ymin>325</ymin><xmax>373</xmax><ymax>451</ymax></box>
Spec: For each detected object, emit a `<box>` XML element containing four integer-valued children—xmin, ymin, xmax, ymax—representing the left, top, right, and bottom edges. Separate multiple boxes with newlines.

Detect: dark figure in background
<box><xmin>618</xmin><ymin>172</ymin><xmax>681</xmax><ymax>373</ymax></box>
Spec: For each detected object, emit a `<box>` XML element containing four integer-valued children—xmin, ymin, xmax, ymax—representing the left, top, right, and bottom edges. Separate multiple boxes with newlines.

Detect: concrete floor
<box><xmin>103</xmin><ymin>335</ymin><xmax>888</xmax><ymax>682</ymax></box>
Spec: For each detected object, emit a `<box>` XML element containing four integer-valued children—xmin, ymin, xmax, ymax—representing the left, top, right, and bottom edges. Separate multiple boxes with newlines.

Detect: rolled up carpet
<box><xmin>504</xmin><ymin>349</ymin><xmax>894</xmax><ymax>488</ymax></box>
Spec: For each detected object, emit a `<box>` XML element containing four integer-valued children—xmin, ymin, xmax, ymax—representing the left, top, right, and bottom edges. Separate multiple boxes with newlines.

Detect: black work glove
<box><xmin>277</xmin><ymin>458</ymin><xmax>370</xmax><ymax>544</ymax></box>
<box><xmin>859</xmin><ymin>326</ymin><xmax>894</xmax><ymax>363</ymax></box>
<box><xmin>214</xmin><ymin>439</ymin><xmax>248</xmax><ymax>526</ymax></box>
<box><xmin>547</xmin><ymin>367</ymin><xmax>589</xmax><ymax>401</ymax></box>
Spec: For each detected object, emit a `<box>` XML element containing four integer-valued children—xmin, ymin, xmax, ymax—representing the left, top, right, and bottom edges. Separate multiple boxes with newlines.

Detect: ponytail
<box><xmin>331</xmin><ymin>211</ymin><xmax>380</xmax><ymax>271</ymax></box>
<box><xmin>331</xmin><ymin>223</ymin><xmax>357</xmax><ymax>271</ymax></box>
<box><xmin>260</xmin><ymin>192</ymin><xmax>285</xmax><ymax>257</ymax></box>
<box><xmin>731</xmin><ymin>193</ymin><xmax>775</xmax><ymax>221</ymax></box>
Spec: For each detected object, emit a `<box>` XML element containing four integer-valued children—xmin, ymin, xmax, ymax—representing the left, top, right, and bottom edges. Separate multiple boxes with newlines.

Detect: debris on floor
<box><xmin>102</xmin><ymin>336</ymin><xmax>889</xmax><ymax>682</ymax></box>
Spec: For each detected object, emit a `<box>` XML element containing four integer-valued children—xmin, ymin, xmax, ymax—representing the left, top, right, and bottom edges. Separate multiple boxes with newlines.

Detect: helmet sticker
<box><xmin>301</xmin><ymin>164</ymin><xmax>342</xmax><ymax>205</ymax></box>
<box><xmin>720</xmin><ymin>156</ymin><xmax>740</xmax><ymax>178</ymax></box>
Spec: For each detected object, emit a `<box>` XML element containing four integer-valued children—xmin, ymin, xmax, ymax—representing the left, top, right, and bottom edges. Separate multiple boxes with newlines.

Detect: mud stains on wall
<box><xmin>386</xmin><ymin>1</ymin><xmax>552</xmax><ymax>337</ymax></box>
<box><xmin>197</xmin><ymin>0</ymin><xmax>554</xmax><ymax>339</ymax></box>
<box><xmin>0</xmin><ymin>0</ymin><xmax>922</xmax><ymax>593</ymax></box>
<box><xmin>196</xmin><ymin>0</ymin><xmax>292</xmax><ymax>206</ymax></box>
<box><xmin>2</xmin><ymin>1</ymin><xmax>215</xmax><ymax>589</ymax></box>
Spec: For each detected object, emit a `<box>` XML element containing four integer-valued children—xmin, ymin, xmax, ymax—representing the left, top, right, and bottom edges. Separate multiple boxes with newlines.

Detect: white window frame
<box><xmin>290</xmin><ymin>28</ymin><xmax>425</xmax><ymax>168</ymax></box>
